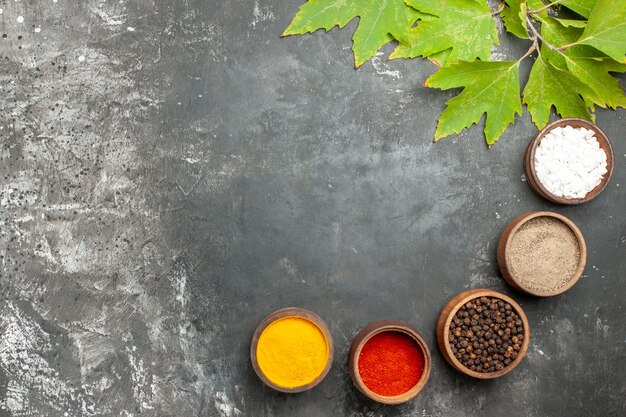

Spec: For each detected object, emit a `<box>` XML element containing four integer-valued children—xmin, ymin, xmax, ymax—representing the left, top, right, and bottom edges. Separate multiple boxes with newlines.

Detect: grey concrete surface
<box><xmin>0</xmin><ymin>1</ymin><xmax>625</xmax><ymax>416</ymax></box>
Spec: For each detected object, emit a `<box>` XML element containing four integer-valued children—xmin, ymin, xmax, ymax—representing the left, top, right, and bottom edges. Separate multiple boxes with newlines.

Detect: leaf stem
<box><xmin>518</xmin><ymin>40</ymin><xmax>538</xmax><ymax>62</ymax></box>
<box><xmin>557</xmin><ymin>41</ymin><xmax>582</xmax><ymax>51</ymax></box>
<box><xmin>529</xmin><ymin>0</ymin><xmax>561</xmax><ymax>14</ymax></box>
<box><xmin>526</xmin><ymin>16</ymin><xmax>560</xmax><ymax>52</ymax></box>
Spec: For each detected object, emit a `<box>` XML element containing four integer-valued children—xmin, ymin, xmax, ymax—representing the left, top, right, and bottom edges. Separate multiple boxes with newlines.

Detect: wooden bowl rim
<box><xmin>526</xmin><ymin>118</ymin><xmax>614</xmax><ymax>205</ymax></box>
<box><xmin>437</xmin><ymin>289</ymin><xmax>530</xmax><ymax>379</ymax></box>
<box><xmin>349</xmin><ymin>320</ymin><xmax>432</xmax><ymax>405</ymax></box>
<box><xmin>250</xmin><ymin>307</ymin><xmax>334</xmax><ymax>393</ymax></box>
<box><xmin>499</xmin><ymin>211</ymin><xmax>587</xmax><ymax>297</ymax></box>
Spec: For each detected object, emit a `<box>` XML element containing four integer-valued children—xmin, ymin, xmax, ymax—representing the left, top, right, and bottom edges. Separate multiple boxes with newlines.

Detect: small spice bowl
<box><xmin>349</xmin><ymin>320</ymin><xmax>431</xmax><ymax>405</ymax></box>
<box><xmin>250</xmin><ymin>307</ymin><xmax>334</xmax><ymax>393</ymax></box>
<box><xmin>498</xmin><ymin>211</ymin><xmax>587</xmax><ymax>297</ymax></box>
<box><xmin>524</xmin><ymin>118</ymin><xmax>614</xmax><ymax>204</ymax></box>
<box><xmin>436</xmin><ymin>289</ymin><xmax>530</xmax><ymax>379</ymax></box>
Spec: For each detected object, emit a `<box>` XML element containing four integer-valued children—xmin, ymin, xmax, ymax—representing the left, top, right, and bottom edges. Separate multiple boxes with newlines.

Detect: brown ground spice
<box><xmin>508</xmin><ymin>217</ymin><xmax>581</xmax><ymax>292</ymax></box>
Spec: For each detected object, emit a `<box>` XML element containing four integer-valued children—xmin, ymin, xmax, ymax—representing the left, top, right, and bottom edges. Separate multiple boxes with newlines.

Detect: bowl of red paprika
<box><xmin>348</xmin><ymin>320</ymin><xmax>431</xmax><ymax>405</ymax></box>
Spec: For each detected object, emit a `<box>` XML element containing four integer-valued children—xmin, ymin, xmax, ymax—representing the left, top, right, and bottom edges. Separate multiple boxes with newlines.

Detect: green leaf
<box><xmin>564</xmin><ymin>56</ymin><xmax>626</xmax><ymax>109</ymax></box>
<box><xmin>523</xmin><ymin>55</ymin><xmax>594</xmax><ymax>128</ymax></box>
<box><xmin>502</xmin><ymin>0</ymin><xmax>530</xmax><ymax>39</ymax></box>
<box><xmin>539</xmin><ymin>14</ymin><xmax>626</xmax><ymax>109</ymax></box>
<box><xmin>519</xmin><ymin>3</ymin><xmax>529</xmax><ymax>32</ymax></box>
<box><xmin>389</xmin><ymin>0</ymin><xmax>498</xmax><ymax>66</ymax></box>
<box><xmin>539</xmin><ymin>16</ymin><xmax>603</xmax><ymax>64</ymax></box>
<box><xmin>558</xmin><ymin>0</ymin><xmax>596</xmax><ymax>18</ymax></box>
<box><xmin>577</xmin><ymin>0</ymin><xmax>626</xmax><ymax>63</ymax></box>
<box><xmin>425</xmin><ymin>61</ymin><xmax>522</xmax><ymax>145</ymax></box>
<box><xmin>281</xmin><ymin>0</ymin><xmax>624</xmax><ymax>147</ymax></box>
<box><xmin>539</xmin><ymin>17</ymin><xmax>583</xmax><ymax>70</ymax></box>
<box><xmin>282</xmin><ymin>0</ymin><xmax>421</xmax><ymax>67</ymax></box>
<box><xmin>427</xmin><ymin>49</ymin><xmax>453</xmax><ymax>67</ymax></box>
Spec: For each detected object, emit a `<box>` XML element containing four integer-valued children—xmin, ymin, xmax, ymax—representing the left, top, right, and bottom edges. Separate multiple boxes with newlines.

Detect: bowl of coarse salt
<box><xmin>524</xmin><ymin>118</ymin><xmax>614</xmax><ymax>204</ymax></box>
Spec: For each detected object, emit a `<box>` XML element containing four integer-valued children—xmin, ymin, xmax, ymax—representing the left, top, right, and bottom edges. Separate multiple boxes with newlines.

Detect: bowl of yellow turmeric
<box><xmin>250</xmin><ymin>307</ymin><xmax>334</xmax><ymax>393</ymax></box>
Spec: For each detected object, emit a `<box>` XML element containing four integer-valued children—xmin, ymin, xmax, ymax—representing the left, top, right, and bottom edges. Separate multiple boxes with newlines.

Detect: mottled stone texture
<box><xmin>0</xmin><ymin>1</ymin><xmax>625</xmax><ymax>416</ymax></box>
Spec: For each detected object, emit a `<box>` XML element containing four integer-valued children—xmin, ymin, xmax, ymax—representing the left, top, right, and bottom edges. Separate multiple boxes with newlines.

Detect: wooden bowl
<box><xmin>436</xmin><ymin>289</ymin><xmax>530</xmax><ymax>379</ymax></box>
<box><xmin>524</xmin><ymin>118</ymin><xmax>614</xmax><ymax>204</ymax></box>
<box><xmin>250</xmin><ymin>307</ymin><xmax>334</xmax><ymax>393</ymax></box>
<box><xmin>497</xmin><ymin>211</ymin><xmax>587</xmax><ymax>297</ymax></box>
<box><xmin>348</xmin><ymin>320</ymin><xmax>431</xmax><ymax>404</ymax></box>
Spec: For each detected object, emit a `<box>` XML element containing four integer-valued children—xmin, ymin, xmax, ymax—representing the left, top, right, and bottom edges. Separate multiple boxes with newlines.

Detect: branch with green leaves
<box><xmin>283</xmin><ymin>0</ymin><xmax>626</xmax><ymax>145</ymax></box>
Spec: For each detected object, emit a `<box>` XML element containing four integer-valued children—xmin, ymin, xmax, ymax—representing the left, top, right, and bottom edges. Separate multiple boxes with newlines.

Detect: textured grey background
<box><xmin>0</xmin><ymin>1</ymin><xmax>625</xmax><ymax>416</ymax></box>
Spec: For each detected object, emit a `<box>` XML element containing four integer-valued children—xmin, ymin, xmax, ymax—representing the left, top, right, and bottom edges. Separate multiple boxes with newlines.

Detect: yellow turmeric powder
<box><xmin>256</xmin><ymin>316</ymin><xmax>329</xmax><ymax>388</ymax></box>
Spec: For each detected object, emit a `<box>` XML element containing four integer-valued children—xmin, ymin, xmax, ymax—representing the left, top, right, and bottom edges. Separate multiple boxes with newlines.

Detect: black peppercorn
<box><xmin>448</xmin><ymin>296</ymin><xmax>525</xmax><ymax>374</ymax></box>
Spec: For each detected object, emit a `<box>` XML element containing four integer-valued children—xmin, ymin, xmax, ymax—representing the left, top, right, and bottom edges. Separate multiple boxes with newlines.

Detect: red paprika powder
<box><xmin>358</xmin><ymin>331</ymin><xmax>425</xmax><ymax>397</ymax></box>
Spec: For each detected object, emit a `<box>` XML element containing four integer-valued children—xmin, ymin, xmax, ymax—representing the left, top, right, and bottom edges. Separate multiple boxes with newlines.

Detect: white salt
<box><xmin>534</xmin><ymin>125</ymin><xmax>608</xmax><ymax>199</ymax></box>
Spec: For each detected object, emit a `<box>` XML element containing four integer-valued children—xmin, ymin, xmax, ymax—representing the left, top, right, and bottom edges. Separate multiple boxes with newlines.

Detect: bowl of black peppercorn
<box><xmin>436</xmin><ymin>289</ymin><xmax>530</xmax><ymax>379</ymax></box>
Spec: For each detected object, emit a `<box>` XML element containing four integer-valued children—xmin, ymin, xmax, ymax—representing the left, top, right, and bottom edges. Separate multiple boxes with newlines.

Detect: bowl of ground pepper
<box><xmin>251</xmin><ymin>307</ymin><xmax>334</xmax><ymax>393</ymax></box>
<box><xmin>497</xmin><ymin>211</ymin><xmax>587</xmax><ymax>296</ymax></box>
<box><xmin>437</xmin><ymin>289</ymin><xmax>530</xmax><ymax>379</ymax></box>
<box><xmin>349</xmin><ymin>320</ymin><xmax>431</xmax><ymax>404</ymax></box>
